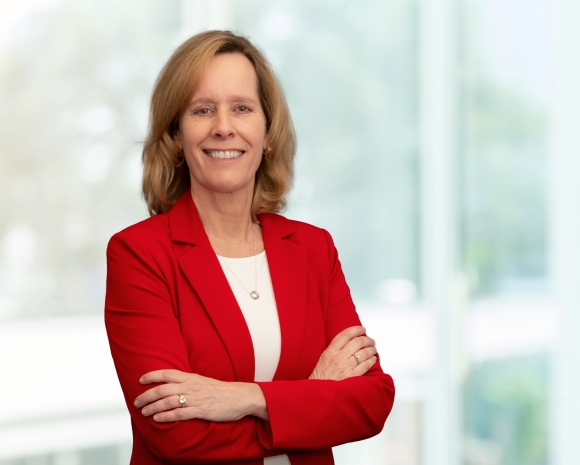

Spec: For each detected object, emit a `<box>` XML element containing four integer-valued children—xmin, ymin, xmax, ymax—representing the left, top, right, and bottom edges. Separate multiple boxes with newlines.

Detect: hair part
<box><xmin>142</xmin><ymin>30</ymin><xmax>296</xmax><ymax>220</ymax></box>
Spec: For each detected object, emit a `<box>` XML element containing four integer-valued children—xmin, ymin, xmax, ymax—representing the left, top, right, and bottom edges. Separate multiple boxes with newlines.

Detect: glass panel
<box><xmin>460</xmin><ymin>0</ymin><xmax>551</xmax><ymax>298</ymax></box>
<box><xmin>460</xmin><ymin>2</ymin><xmax>552</xmax><ymax>465</ymax></box>
<box><xmin>464</xmin><ymin>355</ymin><xmax>548</xmax><ymax>465</ymax></box>
<box><xmin>0</xmin><ymin>0</ymin><xmax>181</xmax><ymax>320</ymax></box>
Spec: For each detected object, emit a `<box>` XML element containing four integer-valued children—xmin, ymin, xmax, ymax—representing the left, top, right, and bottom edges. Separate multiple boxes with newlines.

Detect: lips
<box><xmin>203</xmin><ymin>150</ymin><xmax>244</xmax><ymax>159</ymax></box>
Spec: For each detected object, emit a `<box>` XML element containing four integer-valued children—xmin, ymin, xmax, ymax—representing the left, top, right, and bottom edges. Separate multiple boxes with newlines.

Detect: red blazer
<box><xmin>105</xmin><ymin>191</ymin><xmax>395</xmax><ymax>465</ymax></box>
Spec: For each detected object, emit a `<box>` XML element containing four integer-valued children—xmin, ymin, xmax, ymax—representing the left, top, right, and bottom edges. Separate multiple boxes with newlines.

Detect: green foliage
<box><xmin>464</xmin><ymin>355</ymin><xmax>549</xmax><ymax>465</ymax></box>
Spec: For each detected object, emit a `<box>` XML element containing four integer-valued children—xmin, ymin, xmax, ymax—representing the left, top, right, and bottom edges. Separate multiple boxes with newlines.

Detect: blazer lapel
<box><xmin>259</xmin><ymin>213</ymin><xmax>309</xmax><ymax>381</ymax></box>
<box><xmin>168</xmin><ymin>191</ymin><xmax>310</xmax><ymax>383</ymax></box>
<box><xmin>168</xmin><ymin>192</ymin><xmax>255</xmax><ymax>382</ymax></box>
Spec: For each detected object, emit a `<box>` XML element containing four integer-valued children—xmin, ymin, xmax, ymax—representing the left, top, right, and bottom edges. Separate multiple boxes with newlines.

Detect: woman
<box><xmin>105</xmin><ymin>30</ymin><xmax>395</xmax><ymax>465</ymax></box>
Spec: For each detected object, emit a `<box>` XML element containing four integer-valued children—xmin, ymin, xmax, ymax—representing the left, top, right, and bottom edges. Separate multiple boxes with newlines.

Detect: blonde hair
<box><xmin>142</xmin><ymin>30</ymin><xmax>296</xmax><ymax>219</ymax></box>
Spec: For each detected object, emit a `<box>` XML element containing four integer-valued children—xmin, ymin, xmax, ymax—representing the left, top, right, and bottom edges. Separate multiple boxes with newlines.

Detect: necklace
<box><xmin>210</xmin><ymin>223</ymin><xmax>260</xmax><ymax>300</ymax></box>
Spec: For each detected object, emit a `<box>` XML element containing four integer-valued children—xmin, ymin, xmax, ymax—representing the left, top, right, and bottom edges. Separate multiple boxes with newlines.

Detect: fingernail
<box><xmin>142</xmin><ymin>408</ymin><xmax>148</xmax><ymax>415</ymax></box>
<box><xmin>139</xmin><ymin>377</ymin><xmax>144</xmax><ymax>383</ymax></box>
<box><xmin>134</xmin><ymin>400</ymin><xmax>140</xmax><ymax>407</ymax></box>
<box><xmin>153</xmin><ymin>414</ymin><xmax>159</xmax><ymax>421</ymax></box>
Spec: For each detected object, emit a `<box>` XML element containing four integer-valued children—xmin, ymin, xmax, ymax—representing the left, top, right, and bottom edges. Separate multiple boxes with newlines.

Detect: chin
<box><xmin>197</xmin><ymin>177</ymin><xmax>255</xmax><ymax>195</ymax></box>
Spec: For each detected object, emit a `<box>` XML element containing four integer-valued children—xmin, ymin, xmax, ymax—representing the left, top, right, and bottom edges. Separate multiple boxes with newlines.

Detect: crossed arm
<box><xmin>133</xmin><ymin>325</ymin><xmax>378</xmax><ymax>423</ymax></box>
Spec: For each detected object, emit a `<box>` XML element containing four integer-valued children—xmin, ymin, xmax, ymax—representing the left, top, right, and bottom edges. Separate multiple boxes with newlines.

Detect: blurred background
<box><xmin>1</xmin><ymin>0</ymin><xmax>579</xmax><ymax>464</ymax></box>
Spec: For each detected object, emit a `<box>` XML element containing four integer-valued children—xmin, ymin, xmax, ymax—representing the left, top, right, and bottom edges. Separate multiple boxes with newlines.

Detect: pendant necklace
<box><xmin>210</xmin><ymin>223</ymin><xmax>260</xmax><ymax>300</ymax></box>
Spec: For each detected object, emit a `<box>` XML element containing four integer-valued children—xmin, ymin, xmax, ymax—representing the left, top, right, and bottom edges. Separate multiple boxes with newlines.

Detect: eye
<box><xmin>194</xmin><ymin>107</ymin><xmax>211</xmax><ymax>115</ymax></box>
<box><xmin>237</xmin><ymin>105</ymin><xmax>251</xmax><ymax>113</ymax></box>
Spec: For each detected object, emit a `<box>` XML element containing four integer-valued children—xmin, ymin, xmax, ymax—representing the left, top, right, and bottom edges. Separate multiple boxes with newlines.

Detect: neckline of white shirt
<box><xmin>216</xmin><ymin>250</ymin><xmax>266</xmax><ymax>261</ymax></box>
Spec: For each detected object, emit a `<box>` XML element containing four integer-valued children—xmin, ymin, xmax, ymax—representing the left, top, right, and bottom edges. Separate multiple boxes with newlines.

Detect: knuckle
<box><xmin>157</xmin><ymin>384</ymin><xmax>170</xmax><ymax>396</ymax></box>
<box><xmin>154</xmin><ymin>385</ymin><xmax>170</xmax><ymax>398</ymax></box>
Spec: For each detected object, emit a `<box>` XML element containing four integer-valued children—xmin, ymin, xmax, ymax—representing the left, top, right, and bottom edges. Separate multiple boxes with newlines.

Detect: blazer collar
<box><xmin>167</xmin><ymin>191</ymin><xmax>307</xmax><ymax>383</ymax></box>
<box><xmin>167</xmin><ymin>190</ymin><xmax>295</xmax><ymax>245</ymax></box>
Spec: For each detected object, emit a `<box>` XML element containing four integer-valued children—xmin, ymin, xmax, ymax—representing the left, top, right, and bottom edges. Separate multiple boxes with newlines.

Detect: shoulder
<box><xmin>107</xmin><ymin>213</ymin><xmax>171</xmax><ymax>256</ymax></box>
<box><xmin>288</xmin><ymin>218</ymin><xmax>331</xmax><ymax>246</ymax></box>
<box><xmin>259</xmin><ymin>212</ymin><xmax>335</xmax><ymax>253</ymax></box>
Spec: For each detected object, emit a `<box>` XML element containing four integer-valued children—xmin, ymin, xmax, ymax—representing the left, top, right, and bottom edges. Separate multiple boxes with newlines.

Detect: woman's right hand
<box><xmin>309</xmin><ymin>326</ymin><xmax>377</xmax><ymax>381</ymax></box>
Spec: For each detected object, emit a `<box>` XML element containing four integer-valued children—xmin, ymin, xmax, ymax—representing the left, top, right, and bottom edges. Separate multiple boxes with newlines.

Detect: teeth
<box><xmin>207</xmin><ymin>150</ymin><xmax>243</xmax><ymax>159</ymax></box>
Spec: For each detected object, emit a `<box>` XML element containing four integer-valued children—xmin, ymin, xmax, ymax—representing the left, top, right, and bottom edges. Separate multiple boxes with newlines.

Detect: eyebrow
<box><xmin>187</xmin><ymin>95</ymin><xmax>261</xmax><ymax>108</ymax></box>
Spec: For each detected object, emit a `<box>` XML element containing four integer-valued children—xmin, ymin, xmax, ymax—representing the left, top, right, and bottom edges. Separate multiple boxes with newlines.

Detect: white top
<box><xmin>217</xmin><ymin>251</ymin><xmax>281</xmax><ymax>382</ymax></box>
<box><xmin>217</xmin><ymin>251</ymin><xmax>290</xmax><ymax>465</ymax></box>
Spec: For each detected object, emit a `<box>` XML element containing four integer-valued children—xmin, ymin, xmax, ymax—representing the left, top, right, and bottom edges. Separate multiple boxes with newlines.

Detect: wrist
<box><xmin>242</xmin><ymin>383</ymin><xmax>269</xmax><ymax>422</ymax></box>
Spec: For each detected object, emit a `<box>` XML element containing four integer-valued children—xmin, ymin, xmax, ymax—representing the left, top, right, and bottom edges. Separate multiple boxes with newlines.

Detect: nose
<box><xmin>211</xmin><ymin>108</ymin><xmax>235</xmax><ymax>138</ymax></box>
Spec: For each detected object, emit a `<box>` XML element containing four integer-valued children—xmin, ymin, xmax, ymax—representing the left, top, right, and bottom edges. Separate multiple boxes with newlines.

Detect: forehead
<box><xmin>192</xmin><ymin>52</ymin><xmax>259</xmax><ymax>101</ymax></box>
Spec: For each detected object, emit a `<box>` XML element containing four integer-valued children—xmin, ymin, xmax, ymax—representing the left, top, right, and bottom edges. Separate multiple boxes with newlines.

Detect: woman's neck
<box><xmin>190</xmin><ymin>185</ymin><xmax>262</xmax><ymax>257</ymax></box>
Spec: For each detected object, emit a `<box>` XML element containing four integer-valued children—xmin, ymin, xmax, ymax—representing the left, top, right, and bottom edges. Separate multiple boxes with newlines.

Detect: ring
<box><xmin>179</xmin><ymin>394</ymin><xmax>186</xmax><ymax>408</ymax></box>
<box><xmin>354</xmin><ymin>354</ymin><xmax>361</xmax><ymax>365</ymax></box>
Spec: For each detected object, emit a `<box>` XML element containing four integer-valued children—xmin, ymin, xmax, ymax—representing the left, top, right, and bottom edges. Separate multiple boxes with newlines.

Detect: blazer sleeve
<box><xmin>104</xmin><ymin>230</ymin><xmax>277</xmax><ymax>463</ymax></box>
<box><xmin>255</xmin><ymin>229</ymin><xmax>396</xmax><ymax>450</ymax></box>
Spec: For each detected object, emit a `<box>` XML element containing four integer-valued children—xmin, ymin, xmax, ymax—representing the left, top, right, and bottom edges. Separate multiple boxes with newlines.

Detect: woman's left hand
<box><xmin>134</xmin><ymin>370</ymin><xmax>269</xmax><ymax>422</ymax></box>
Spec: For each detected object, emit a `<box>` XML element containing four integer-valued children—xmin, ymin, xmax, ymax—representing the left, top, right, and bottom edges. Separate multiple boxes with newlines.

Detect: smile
<box><xmin>204</xmin><ymin>150</ymin><xmax>244</xmax><ymax>159</ymax></box>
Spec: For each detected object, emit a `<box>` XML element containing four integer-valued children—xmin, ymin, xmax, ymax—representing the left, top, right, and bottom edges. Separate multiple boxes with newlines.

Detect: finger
<box><xmin>141</xmin><ymin>394</ymin><xmax>185</xmax><ymax>416</ymax></box>
<box><xmin>152</xmin><ymin>405</ymin><xmax>197</xmax><ymax>422</ymax></box>
<box><xmin>326</xmin><ymin>326</ymin><xmax>366</xmax><ymax>351</ymax></box>
<box><xmin>355</xmin><ymin>346</ymin><xmax>378</xmax><ymax>362</ymax></box>
<box><xmin>342</xmin><ymin>336</ymin><xmax>375</xmax><ymax>358</ymax></box>
<box><xmin>135</xmin><ymin>382</ymin><xmax>183</xmax><ymax>408</ymax></box>
<box><xmin>351</xmin><ymin>355</ymin><xmax>377</xmax><ymax>377</ymax></box>
<box><xmin>139</xmin><ymin>369</ymin><xmax>192</xmax><ymax>385</ymax></box>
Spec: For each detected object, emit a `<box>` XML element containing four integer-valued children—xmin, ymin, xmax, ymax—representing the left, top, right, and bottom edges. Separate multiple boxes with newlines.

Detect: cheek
<box><xmin>179</xmin><ymin>120</ymin><xmax>208</xmax><ymax>150</ymax></box>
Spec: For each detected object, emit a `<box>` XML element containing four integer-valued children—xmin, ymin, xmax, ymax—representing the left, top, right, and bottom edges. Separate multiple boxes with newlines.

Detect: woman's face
<box><xmin>175</xmin><ymin>53</ymin><xmax>267</xmax><ymax>197</ymax></box>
